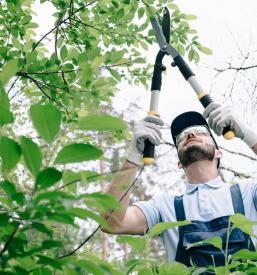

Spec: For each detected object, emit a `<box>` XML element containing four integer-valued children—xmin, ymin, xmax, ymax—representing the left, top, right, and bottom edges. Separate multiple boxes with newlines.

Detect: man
<box><xmin>102</xmin><ymin>103</ymin><xmax>257</xmax><ymax>268</ymax></box>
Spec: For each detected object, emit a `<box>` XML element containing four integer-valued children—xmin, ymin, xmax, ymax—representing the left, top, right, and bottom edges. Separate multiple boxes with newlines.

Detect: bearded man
<box><xmin>101</xmin><ymin>103</ymin><xmax>257</xmax><ymax>270</ymax></box>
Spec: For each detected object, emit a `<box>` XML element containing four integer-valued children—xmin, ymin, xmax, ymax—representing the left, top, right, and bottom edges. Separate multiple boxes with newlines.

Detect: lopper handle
<box><xmin>142</xmin><ymin>82</ymin><xmax>160</xmax><ymax>166</ymax></box>
<box><xmin>198</xmin><ymin>93</ymin><xmax>235</xmax><ymax>140</ymax></box>
<box><xmin>143</xmin><ymin>139</ymin><xmax>155</xmax><ymax>165</ymax></box>
<box><xmin>173</xmin><ymin>55</ymin><xmax>235</xmax><ymax>140</ymax></box>
<box><xmin>143</xmin><ymin>110</ymin><xmax>159</xmax><ymax>165</ymax></box>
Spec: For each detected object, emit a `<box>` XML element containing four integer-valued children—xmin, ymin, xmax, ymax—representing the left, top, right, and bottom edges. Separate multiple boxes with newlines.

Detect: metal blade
<box><xmin>150</xmin><ymin>16</ymin><xmax>167</xmax><ymax>51</ymax></box>
<box><xmin>166</xmin><ymin>44</ymin><xmax>179</xmax><ymax>58</ymax></box>
<box><xmin>162</xmin><ymin>7</ymin><xmax>170</xmax><ymax>44</ymax></box>
<box><xmin>150</xmin><ymin>16</ymin><xmax>179</xmax><ymax>58</ymax></box>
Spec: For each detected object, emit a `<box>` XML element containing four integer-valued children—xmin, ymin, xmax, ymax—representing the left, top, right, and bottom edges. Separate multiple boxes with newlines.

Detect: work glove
<box><xmin>126</xmin><ymin>116</ymin><xmax>164</xmax><ymax>166</ymax></box>
<box><xmin>203</xmin><ymin>103</ymin><xmax>257</xmax><ymax>148</ymax></box>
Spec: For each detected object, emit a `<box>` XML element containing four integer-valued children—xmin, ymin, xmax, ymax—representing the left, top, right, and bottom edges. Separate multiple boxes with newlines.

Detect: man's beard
<box><xmin>178</xmin><ymin>143</ymin><xmax>215</xmax><ymax>167</ymax></box>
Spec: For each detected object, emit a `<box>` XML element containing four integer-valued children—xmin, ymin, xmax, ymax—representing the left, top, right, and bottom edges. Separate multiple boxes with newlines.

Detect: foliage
<box><xmin>2</xmin><ymin>0</ymin><xmax>254</xmax><ymax>274</ymax></box>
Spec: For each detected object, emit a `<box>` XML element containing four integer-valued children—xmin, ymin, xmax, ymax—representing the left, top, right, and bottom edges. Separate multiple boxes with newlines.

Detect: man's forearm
<box><xmin>103</xmin><ymin>160</ymin><xmax>141</xmax><ymax>227</ymax></box>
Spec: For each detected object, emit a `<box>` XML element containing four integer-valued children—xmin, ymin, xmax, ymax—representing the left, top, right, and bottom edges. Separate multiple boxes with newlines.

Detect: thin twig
<box><xmin>17</xmin><ymin>69</ymin><xmax>77</xmax><ymax>75</ymax></box>
<box><xmin>58</xmin><ymin>166</ymin><xmax>145</xmax><ymax>259</ymax></box>
<box><xmin>7</xmin><ymin>76</ymin><xmax>19</xmax><ymax>94</ymax></box>
<box><xmin>220</xmin><ymin>146</ymin><xmax>257</xmax><ymax>161</ymax></box>
<box><xmin>32</xmin><ymin>0</ymin><xmax>98</xmax><ymax>51</ymax></box>
<box><xmin>0</xmin><ymin>222</ymin><xmax>19</xmax><ymax>256</ymax></box>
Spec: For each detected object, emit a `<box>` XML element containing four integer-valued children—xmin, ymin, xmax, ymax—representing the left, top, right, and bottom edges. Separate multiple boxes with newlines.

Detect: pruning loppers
<box><xmin>143</xmin><ymin>8</ymin><xmax>235</xmax><ymax>165</ymax></box>
<box><xmin>143</xmin><ymin>8</ymin><xmax>171</xmax><ymax>165</ymax></box>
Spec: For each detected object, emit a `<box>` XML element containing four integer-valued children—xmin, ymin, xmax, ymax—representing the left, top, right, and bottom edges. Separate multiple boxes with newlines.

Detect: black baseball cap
<box><xmin>171</xmin><ymin>111</ymin><xmax>219</xmax><ymax>150</ymax></box>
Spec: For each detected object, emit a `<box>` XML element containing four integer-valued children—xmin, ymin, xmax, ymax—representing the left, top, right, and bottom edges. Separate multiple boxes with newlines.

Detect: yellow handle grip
<box><xmin>223</xmin><ymin>130</ymin><xmax>235</xmax><ymax>140</ymax></box>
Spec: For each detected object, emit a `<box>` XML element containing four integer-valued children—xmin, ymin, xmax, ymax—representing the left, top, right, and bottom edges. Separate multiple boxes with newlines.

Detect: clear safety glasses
<box><xmin>175</xmin><ymin>125</ymin><xmax>211</xmax><ymax>146</ymax></box>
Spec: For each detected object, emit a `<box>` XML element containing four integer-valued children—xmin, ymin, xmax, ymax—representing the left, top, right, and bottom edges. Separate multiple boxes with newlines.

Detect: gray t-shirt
<box><xmin>133</xmin><ymin>177</ymin><xmax>257</xmax><ymax>261</ymax></box>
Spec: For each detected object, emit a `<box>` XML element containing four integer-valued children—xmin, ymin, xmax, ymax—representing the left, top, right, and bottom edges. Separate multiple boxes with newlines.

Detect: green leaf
<box><xmin>0</xmin><ymin>85</ymin><xmax>14</xmax><ymax>127</ymax></box>
<box><xmin>30</xmin><ymin>222</ymin><xmax>52</xmax><ymax>237</ymax></box>
<box><xmin>34</xmin><ymin>191</ymin><xmax>75</xmax><ymax>203</ymax></box>
<box><xmin>20</xmin><ymin>136</ymin><xmax>42</xmax><ymax>177</ymax></box>
<box><xmin>0</xmin><ymin>136</ymin><xmax>21</xmax><ymax>171</ymax></box>
<box><xmin>33</xmin><ymin>267</ymin><xmax>52</xmax><ymax>275</ymax></box>
<box><xmin>54</xmin><ymin>143</ymin><xmax>103</xmax><ymax>164</ymax></box>
<box><xmin>60</xmin><ymin>45</ymin><xmax>68</xmax><ymax>60</ymax></box>
<box><xmin>27</xmin><ymin>22</ymin><xmax>39</xmax><ymax>29</ymax></box>
<box><xmin>48</xmin><ymin>212</ymin><xmax>74</xmax><ymax>225</ymax></box>
<box><xmin>37</xmin><ymin>255</ymin><xmax>63</xmax><ymax>270</ymax></box>
<box><xmin>0</xmin><ymin>213</ymin><xmax>9</xmax><ymax>226</ymax></box>
<box><xmin>177</xmin><ymin>44</ymin><xmax>185</xmax><ymax>55</ymax></box>
<box><xmin>188</xmin><ymin>48</ymin><xmax>195</xmax><ymax>61</ymax></box>
<box><xmin>230</xmin><ymin>213</ymin><xmax>257</xmax><ymax>236</ymax></box>
<box><xmin>117</xmin><ymin>235</ymin><xmax>146</xmax><ymax>252</ymax></box>
<box><xmin>74</xmin><ymin>259</ymin><xmax>105</xmax><ymax>275</ymax></box>
<box><xmin>42</xmin><ymin>240</ymin><xmax>62</xmax><ymax>249</ymax></box>
<box><xmin>110</xmin><ymin>50</ymin><xmax>124</xmax><ymax>63</ymax></box>
<box><xmin>140</xmin><ymin>41</ymin><xmax>148</xmax><ymax>51</ymax></box>
<box><xmin>137</xmin><ymin>7</ymin><xmax>145</xmax><ymax>19</ymax></box>
<box><xmin>116</xmin><ymin>8</ymin><xmax>125</xmax><ymax>20</ymax></box>
<box><xmin>148</xmin><ymin>221</ymin><xmax>191</xmax><ymax>237</ymax></box>
<box><xmin>198</xmin><ymin>46</ymin><xmax>213</xmax><ymax>55</ymax></box>
<box><xmin>125</xmin><ymin>259</ymin><xmax>142</xmax><ymax>275</ymax></box>
<box><xmin>184</xmin><ymin>14</ymin><xmax>197</xmax><ymax>20</ymax></box>
<box><xmin>91</xmin><ymin>56</ymin><xmax>105</xmax><ymax>69</ymax></box>
<box><xmin>36</xmin><ymin>167</ymin><xmax>62</xmax><ymax>190</ymax></box>
<box><xmin>168</xmin><ymin>3</ymin><xmax>179</xmax><ymax>10</ymax></box>
<box><xmin>233</xmin><ymin>249</ymin><xmax>257</xmax><ymax>261</ymax></box>
<box><xmin>30</xmin><ymin>104</ymin><xmax>62</xmax><ymax>143</ymax></box>
<box><xmin>63</xmin><ymin>170</ymin><xmax>81</xmax><ymax>185</ymax></box>
<box><xmin>78</xmin><ymin>113</ymin><xmax>127</xmax><ymax>131</ymax></box>
<box><xmin>0</xmin><ymin>58</ymin><xmax>19</xmax><ymax>86</ymax></box>
<box><xmin>186</xmin><ymin>236</ymin><xmax>222</xmax><ymax>250</ymax></box>
<box><xmin>13</xmin><ymin>192</ymin><xmax>26</xmax><ymax>206</ymax></box>
<box><xmin>63</xmin><ymin>170</ymin><xmax>99</xmax><ymax>185</ymax></box>
<box><xmin>159</xmin><ymin>262</ymin><xmax>190</xmax><ymax>275</ymax></box>
<box><xmin>108</xmin><ymin>68</ymin><xmax>121</xmax><ymax>81</ymax></box>
<box><xmin>82</xmin><ymin>192</ymin><xmax>121</xmax><ymax>212</ymax></box>
<box><xmin>0</xmin><ymin>181</ymin><xmax>24</xmax><ymax>206</ymax></box>
<box><xmin>16</xmin><ymin>256</ymin><xmax>36</xmax><ymax>270</ymax></box>
<box><xmin>0</xmin><ymin>180</ymin><xmax>17</xmax><ymax>200</ymax></box>
<box><xmin>69</xmin><ymin>207</ymin><xmax>109</xmax><ymax>229</ymax></box>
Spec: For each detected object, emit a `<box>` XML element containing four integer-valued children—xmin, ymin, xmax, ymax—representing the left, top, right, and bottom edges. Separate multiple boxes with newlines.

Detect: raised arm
<box><xmin>101</xmin><ymin>116</ymin><xmax>164</xmax><ymax>235</ymax></box>
<box><xmin>203</xmin><ymin>103</ymin><xmax>257</xmax><ymax>155</ymax></box>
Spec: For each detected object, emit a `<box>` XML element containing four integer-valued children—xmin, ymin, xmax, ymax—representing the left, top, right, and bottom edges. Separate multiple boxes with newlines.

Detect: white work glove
<box><xmin>203</xmin><ymin>103</ymin><xmax>257</xmax><ymax>148</ymax></box>
<box><xmin>126</xmin><ymin>116</ymin><xmax>164</xmax><ymax>166</ymax></box>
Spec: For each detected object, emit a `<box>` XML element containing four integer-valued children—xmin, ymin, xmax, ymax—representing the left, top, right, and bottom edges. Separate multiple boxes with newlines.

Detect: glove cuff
<box><xmin>243</xmin><ymin>127</ymin><xmax>257</xmax><ymax>148</ymax></box>
<box><xmin>126</xmin><ymin>146</ymin><xmax>143</xmax><ymax>166</ymax></box>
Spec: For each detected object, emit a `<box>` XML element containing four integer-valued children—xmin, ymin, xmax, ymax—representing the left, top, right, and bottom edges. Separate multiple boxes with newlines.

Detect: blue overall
<box><xmin>174</xmin><ymin>184</ymin><xmax>255</xmax><ymax>268</ymax></box>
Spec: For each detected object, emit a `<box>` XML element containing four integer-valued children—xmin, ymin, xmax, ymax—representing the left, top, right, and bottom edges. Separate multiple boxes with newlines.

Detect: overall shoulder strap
<box><xmin>174</xmin><ymin>195</ymin><xmax>186</xmax><ymax>221</ymax></box>
<box><xmin>230</xmin><ymin>184</ymin><xmax>245</xmax><ymax>215</ymax></box>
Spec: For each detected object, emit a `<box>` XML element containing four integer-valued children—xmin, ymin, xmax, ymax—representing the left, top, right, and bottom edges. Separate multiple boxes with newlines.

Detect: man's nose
<box><xmin>186</xmin><ymin>131</ymin><xmax>196</xmax><ymax>139</ymax></box>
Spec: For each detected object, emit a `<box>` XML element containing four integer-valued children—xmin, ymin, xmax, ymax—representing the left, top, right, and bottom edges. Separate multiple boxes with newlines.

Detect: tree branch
<box><xmin>7</xmin><ymin>76</ymin><xmax>19</xmax><ymax>94</ymax></box>
<box><xmin>0</xmin><ymin>222</ymin><xmax>19</xmax><ymax>256</ymax></box>
<box><xmin>219</xmin><ymin>166</ymin><xmax>251</xmax><ymax>178</ymax></box>
<box><xmin>215</xmin><ymin>64</ymin><xmax>257</xmax><ymax>73</ymax></box>
<box><xmin>32</xmin><ymin>0</ymin><xmax>98</xmax><ymax>51</ymax></box>
<box><xmin>220</xmin><ymin>146</ymin><xmax>257</xmax><ymax>161</ymax></box>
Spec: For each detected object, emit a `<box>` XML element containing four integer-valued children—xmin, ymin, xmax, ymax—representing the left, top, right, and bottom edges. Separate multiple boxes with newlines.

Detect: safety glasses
<box><xmin>175</xmin><ymin>125</ymin><xmax>211</xmax><ymax>146</ymax></box>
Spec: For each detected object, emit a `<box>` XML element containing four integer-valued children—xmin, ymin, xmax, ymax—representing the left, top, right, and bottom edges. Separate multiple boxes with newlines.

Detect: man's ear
<box><xmin>216</xmin><ymin>149</ymin><xmax>223</xmax><ymax>159</ymax></box>
<box><xmin>177</xmin><ymin>161</ymin><xmax>183</xmax><ymax>169</ymax></box>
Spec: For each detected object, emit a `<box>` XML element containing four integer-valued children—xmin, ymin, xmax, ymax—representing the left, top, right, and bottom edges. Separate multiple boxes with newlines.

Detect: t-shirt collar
<box><xmin>186</xmin><ymin>177</ymin><xmax>223</xmax><ymax>194</ymax></box>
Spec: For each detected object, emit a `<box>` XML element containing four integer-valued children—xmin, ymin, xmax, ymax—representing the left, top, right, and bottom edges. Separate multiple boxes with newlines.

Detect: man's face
<box><xmin>176</xmin><ymin>126</ymin><xmax>216</xmax><ymax>167</ymax></box>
